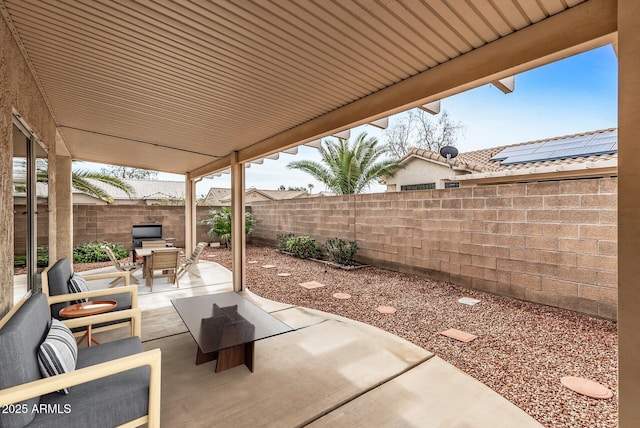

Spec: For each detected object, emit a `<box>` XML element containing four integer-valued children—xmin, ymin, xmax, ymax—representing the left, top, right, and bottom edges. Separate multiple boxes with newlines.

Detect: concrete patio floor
<box><xmin>87</xmin><ymin>261</ymin><xmax>543</xmax><ymax>427</ymax></box>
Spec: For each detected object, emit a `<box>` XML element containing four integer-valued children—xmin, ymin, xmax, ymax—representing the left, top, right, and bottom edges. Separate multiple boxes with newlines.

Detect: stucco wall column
<box><xmin>618</xmin><ymin>0</ymin><xmax>640</xmax><ymax>425</ymax></box>
<box><xmin>230</xmin><ymin>152</ymin><xmax>246</xmax><ymax>292</ymax></box>
<box><xmin>54</xmin><ymin>155</ymin><xmax>73</xmax><ymax>262</ymax></box>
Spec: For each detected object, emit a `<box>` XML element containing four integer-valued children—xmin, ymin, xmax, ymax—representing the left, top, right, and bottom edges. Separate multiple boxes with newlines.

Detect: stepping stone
<box><xmin>299</xmin><ymin>281</ymin><xmax>325</xmax><ymax>289</ymax></box>
<box><xmin>440</xmin><ymin>328</ymin><xmax>477</xmax><ymax>343</ymax></box>
<box><xmin>458</xmin><ymin>297</ymin><xmax>481</xmax><ymax>306</ymax></box>
<box><xmin>277</xmin><ymin>272</ymin><xmax>291</xmax><ymax>277</ymax></box>
<box><xmin>376</xmin><ymin>306</ymin><xmax>397</xmax><ymax>314</ymax></box>
<box><xmin>561</xmin><ymin>376</ymin><xmax>613</xmax><ymax>399</ymax></box>
<box><xmin>248</xmin><ymin>260</ymin><xmax>258</xmax><ymax>264</ymax></box>
<box><xmin>333</xmin><ymin>293</ymin><xmax>351</xmax><ymax>299</ymax></box>
<box><xmin>261</xmin><ymin>264</ymin><xmax>276</xmax><ymax>269</ymax></box>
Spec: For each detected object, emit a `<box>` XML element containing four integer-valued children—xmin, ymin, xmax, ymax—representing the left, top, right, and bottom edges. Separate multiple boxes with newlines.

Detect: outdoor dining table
<box><xmin>135</xmin><ymin>247</ymin><xmax>182</xmax><ymax>286</ymax></box>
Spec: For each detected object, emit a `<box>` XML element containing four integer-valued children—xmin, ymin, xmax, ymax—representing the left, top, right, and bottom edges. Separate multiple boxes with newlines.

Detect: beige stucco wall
<box><xmin>0</xmin><ymin>16</ymin><xmax>58</xmax><ymax>317</ymax></box>
<box><xmin>386</xmin><ymin>158</ymin><xmax>455</xmax><ymax>190</ymax></box>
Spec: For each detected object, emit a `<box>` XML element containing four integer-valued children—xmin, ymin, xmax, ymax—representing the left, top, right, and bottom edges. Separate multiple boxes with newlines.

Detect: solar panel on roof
<box><xmin>492</xmin><ymin>131</ymin><xmax>617</xmax><ymax>166</ymax></box>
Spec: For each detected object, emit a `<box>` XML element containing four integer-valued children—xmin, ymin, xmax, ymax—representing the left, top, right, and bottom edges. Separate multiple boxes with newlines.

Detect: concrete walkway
<box><xmin>87</xmin><ymin>261</ymin><xmax>543</xmax><ymax>427</ymax></box>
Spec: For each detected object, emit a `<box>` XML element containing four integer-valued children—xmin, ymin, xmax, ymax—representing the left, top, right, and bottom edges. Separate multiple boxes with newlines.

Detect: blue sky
<box><xmin>84</xmin><ymin>45</ymin><xmax>618</xmax><ymax>196</ymax></box>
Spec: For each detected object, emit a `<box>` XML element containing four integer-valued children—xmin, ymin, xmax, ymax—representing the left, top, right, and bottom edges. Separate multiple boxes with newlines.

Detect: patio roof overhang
<box><xmin>0</xmin><ymin>0</ymin><xmax>616</xmax><ymax>179</ymax></box>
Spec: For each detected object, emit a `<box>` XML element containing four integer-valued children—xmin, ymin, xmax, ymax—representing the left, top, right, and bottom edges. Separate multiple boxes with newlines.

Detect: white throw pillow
<box><xmin>68</xmin><ymin>274</ymin><xmax>89</xmax><ymax>304</ymax></box>
<box><xmin>37</xmin><ymin>319</ymin><xmax>78</xmax><ymax>394</ymax></box>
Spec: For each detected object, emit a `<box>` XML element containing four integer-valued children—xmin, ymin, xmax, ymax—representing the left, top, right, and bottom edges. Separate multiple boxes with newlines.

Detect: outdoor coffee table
<box><xmin>59</xmin><ymin>300</ymin><xmax>118</xmax><ymax>347</ymax></box>
<box><xmin>172</xmin><ymin>292</ymin><xmax>293</xmax><ymax>373</ymax></box>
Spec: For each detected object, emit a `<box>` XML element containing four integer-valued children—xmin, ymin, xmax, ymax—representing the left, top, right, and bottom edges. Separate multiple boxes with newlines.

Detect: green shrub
<box><xmin>286</xmin><ymin>236</ymin><xmax>322</xmax><ymax>259</ymax></box>
<box><xmin>200</xmin><ymin>207</ymin><xmax>256</xmax><ymax>248</ymax></box>
<box><xmin>73</xmin><ymin>241</ymin><xmax>129</xmax><ymax>264</ymax></box>
<box><xmin>324</xmin><ymin>237</ymin><xmax>358</xmax><ymax>266</ymax></box>
<box><xmin>37</xmin><ymin>245</ymin><xmax>49</xmax><ymax>267</ymax></box>
<box><xmin>276</xmin><ymin>233</ymin><xmax>296</xmax><ymax>252</ymax></box>
<box><xmin>13</xmin><ymin>255</ymin><xmax>26</xmax><ymax>268</ymax></box>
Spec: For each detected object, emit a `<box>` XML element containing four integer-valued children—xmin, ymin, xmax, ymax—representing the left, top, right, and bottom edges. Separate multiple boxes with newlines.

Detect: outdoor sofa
<box><xmin>0</xmin><ymin>291</ymin><xmax>160</xmax><ymax>427</ymax></box>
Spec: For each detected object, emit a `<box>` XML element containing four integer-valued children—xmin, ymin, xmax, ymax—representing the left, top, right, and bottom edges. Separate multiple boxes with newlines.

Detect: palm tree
<box><xmin>31</xmin><ymin>161</ymin><xmax>134</xmax><ymax>203</ymax></box>
<box><xmin>287</xmin><ymin>132</ymin><xmax>403</xmax><ymax>195</ymax></box>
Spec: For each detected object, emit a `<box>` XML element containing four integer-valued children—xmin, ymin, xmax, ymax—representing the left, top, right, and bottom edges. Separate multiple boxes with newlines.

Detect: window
<box><xmin>444</xmin><ymin>182</ymin><xmax>460</xmax><ymax>189</ymax></box>
<box><xmin>401</xmin><ymin>183</ymin><xmax>436</xmax><ymax>191</ymax></box>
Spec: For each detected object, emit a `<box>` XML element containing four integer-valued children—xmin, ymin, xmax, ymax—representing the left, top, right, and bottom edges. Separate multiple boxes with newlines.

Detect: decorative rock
<box><xmin>561</xmin><ymin>376</ymin><xmax>613</xmax><ymax>399</ymax></box>
<box><xmin>248</xmin><ymin>260</ymin><xmax>258</xmax><ymax>264</ymax></box>
<box><xmin>299</xmin><ymin>281</ymin><xmax>325</xmax><ymax>289</ymax></box>
<box><xmin>261</xmin><ymin>264</ymin><xmax>276</xmax><ymax>269</ymax></box>
<box><xmin>277</xmin><ymin>272</ymin><xmax>291</xmax><ymax>277</ymax></box>
<box><xmin>333</xmin><ymin>293</ymin><xmax>351</xmax><ymax>299</ymax></box>
<box><xmin>458</xmin><ymin>297</ymin><xmax>481</xmax><ymax>306</ymax></box>
<box><xmin>440</xmin><ymin>328</ymin><xmax>477</xmax><ymax>343</ymax></box>
<box><xmin>376</xmin><ymin>306</ymin><xmax>397</xmax><ymax>314</ymax></box>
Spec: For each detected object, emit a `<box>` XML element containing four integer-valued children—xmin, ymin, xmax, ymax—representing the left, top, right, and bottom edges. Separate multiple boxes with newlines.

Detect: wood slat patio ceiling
<box><xmin>1</xmin><ymin>0</ymin><xmax>585</xmax><ymax>175</ymax></box>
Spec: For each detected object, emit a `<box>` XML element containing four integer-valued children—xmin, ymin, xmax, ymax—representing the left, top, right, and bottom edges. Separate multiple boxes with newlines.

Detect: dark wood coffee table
<box><xmin>171</xmin><ymin>292</ymin><xmax>293</xmax><ymax>373</ymax></box>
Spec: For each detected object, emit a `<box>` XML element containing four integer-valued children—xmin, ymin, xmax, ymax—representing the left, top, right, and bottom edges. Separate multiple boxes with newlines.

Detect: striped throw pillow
<box><xmin>68</xmin><ymin>274</ymin><xmax>89</xmax><ymax>304</ymax></box>
<box><xmin>37</xmin><ymin>319</ymin><xmax>78</xmax><ymax>394</ymax></box>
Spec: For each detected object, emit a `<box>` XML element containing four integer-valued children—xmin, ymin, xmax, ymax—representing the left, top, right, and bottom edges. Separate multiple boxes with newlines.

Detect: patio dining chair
<box><xmin>148</xmin><ymin>248</ymin><xmax>180</xmax><ymax>292</ymax></box>
<box><xmin>101</xmin><ymin>245</ymin><xmax>142</xmax><ymax>286</ymax></box>
<box><xmin>176</xmin><ymin>242</ymin><xmax>208</xmax><ymax>280</ymax></box>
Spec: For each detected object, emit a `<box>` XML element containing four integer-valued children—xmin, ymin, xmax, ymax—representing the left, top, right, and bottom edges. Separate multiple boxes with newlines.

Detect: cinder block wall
<box><xmin>250</xmin><ymin>178</ymin><xmax>618</xmax><ymax>320</ymax></box>
<box><xmin>71</xmin><ymin>205</ymin><xmax>225</xmax><ymax>249</ymax></box>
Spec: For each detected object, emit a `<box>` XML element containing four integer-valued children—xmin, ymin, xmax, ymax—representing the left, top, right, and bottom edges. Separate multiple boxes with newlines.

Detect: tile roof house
<box><xmin>13</xmin><ymin>179</ymin><xmax>187</xmax><ymax>205</ymax></box>
<box><xmin>203</xmin><ymin>187</ymin><xmax>309</xmax><ymax>206</ymax></box>
<box><xmin>384</xmin><ymin>129</ymin><xmax>617</xmax><ymax>191</ymax></box>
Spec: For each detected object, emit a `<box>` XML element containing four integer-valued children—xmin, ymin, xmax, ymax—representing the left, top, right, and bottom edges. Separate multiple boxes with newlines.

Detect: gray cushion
<box><xmin>37</xmin><ymin>319</ymin><xmax>78</xmax><ymax>394</ymax></box>
<box><xmin>28</xmin><ymin>338</ymin><xmax>149</xmax><ymax>428</ymax></box>
<box><xmin>47</xmin><ymin>258</ymin><xmax>74</xmax><ymax>318</ymax></box>
<box><xmin>67</xmin><ymin>275</ymin><xmax>89</xmax><ymax>304</ymax></box>
<box><xmin>0</xmin><ymin>293</ymin><xmax>50</xmax><ymax>428</ymax></box>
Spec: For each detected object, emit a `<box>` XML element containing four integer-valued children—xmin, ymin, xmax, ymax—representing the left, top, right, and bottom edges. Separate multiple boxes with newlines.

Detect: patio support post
<box><xmin>230</xmin><ymin>152</ymin><xmax>246</xmax><ymax>292</ymax></box>
<box><xmin>185</xmin><ymin>176</ymin><xmax>196</xmax><ymax>254</ymax></box>
<box><xmin>54</xmin><ymin>154</ymin><xmax>73</xmax><ymax>262</ymax></box>
<box><xmin>618</xmin><ymin>0</ymin><xmax>640</xmax><ymax>425</ymax></box>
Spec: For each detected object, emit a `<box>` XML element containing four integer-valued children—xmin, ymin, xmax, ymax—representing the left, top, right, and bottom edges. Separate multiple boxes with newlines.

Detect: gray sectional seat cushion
<box><xmin>0</xmin><ymin>293</ymin><xmax>50</xmax><ymax>428</ymax></box>
<box><xmin>28</xmin><ymin>338</ymin><xmax>150</xmax><ymax>428</ymax></box>
<box><xmin>0</xmin><ymin>293</ymin><xmax>149</xmax><ymax>428</ymax></box>
<box><xmin>46</xmin><ymin>258</ymin><xmax>132</xmax><ymax>331</ymax></box>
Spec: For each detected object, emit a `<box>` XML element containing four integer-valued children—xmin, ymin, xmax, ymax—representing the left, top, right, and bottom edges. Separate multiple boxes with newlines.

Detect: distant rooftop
<box><xmin>403</xmin><ymin>128</ymin><xmax>618</xmax><ymax>173</ymax></box>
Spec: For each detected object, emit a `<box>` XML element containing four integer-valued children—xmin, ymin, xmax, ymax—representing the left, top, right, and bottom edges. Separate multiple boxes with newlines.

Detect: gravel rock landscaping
<box><xmin>211</xmin><ymin>245</ymin><xmax>617</xmax><ymax>428</ymax></box>
<box><xmin>70</xmin><ymin>244</ymin><xmax>617</xmax><ymax>427</ymax></box>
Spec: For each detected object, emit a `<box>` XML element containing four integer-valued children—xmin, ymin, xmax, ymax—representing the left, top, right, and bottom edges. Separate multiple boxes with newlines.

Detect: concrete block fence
<box><xmin>250</xmin><ymin>178</ymin><xmax>618</xmax><ymax>320</ymax></box>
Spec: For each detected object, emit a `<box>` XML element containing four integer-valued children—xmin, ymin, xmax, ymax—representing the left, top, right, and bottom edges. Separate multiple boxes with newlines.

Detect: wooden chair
<box><xmin>101</xmin><ymin>245</ymin><xmax>142</xmax><ymax>285</ymax></box>
<box><xmin>141</xmin><ymin>240</ymin><xmax>167</xmax><ymax>248</ymax></box>
<box><xmin>176</xmin><ymin>242</ymin><xmax>208</xmax><ymax>280</ymax></box>
<box><xmin>147</xmin><ymin>248</ymin><xmax>180</xmax><ymax>292</ymax></box>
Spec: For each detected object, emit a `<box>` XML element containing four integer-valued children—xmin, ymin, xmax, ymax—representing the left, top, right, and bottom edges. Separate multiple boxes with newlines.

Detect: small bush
<box><xmin>286</xmin><ymin>236</ymin><xmax>322</xmax><ymax>259</ymax></box>
<box><xmin>276</xmin><ymin>233</ymin><xmax>296</xmax><ymax>252</ymax></box>
<box><xmin>324</xmin><ymin>238</ymin><xmax>358</xmax><ymax>266</ymax></box>
<box><xmin>73</xmin><ymin>241</ymin><xmax>129</xmax><ymax>264</ymax></box>
<box><xmin>37</xmin><ymin>245</ymin><xmax>49</xmax><ymax>267</ymax></box>
<box><xmin>14</xmin><ymin>255</ymin><xmax>26</xmax><ymax>268</ymax></box>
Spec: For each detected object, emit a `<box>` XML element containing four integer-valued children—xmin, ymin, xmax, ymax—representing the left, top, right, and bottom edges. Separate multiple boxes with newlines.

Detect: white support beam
<box><xmin>283</xmin><ymin>147</ymin><xmax>298</xmax><ymax>155</ymax></box>
<box><xmin>265</xmin><ymin>153</ymin><xmax>279</xmax><ymax>160</ymax></box>
<box><xmin>418</xmin><ymin>100</ymin><xmax>441</xmax><ymax>115</ymax></box>
<box><xmin>332</xmin><ymin>129</ymin><xmax>351</xmax><ymax>139</ymax></box>
<box><xmin>304</xmin><ymin>139</ymin><xmax>322</xmax><ymax>149</ymax></box>
<box><xmin>368</xmin><ymin>117</ymin><xmax>389</xmax><ymax>129</ymax></box>
<box><xmin>230</xmin><ymin>152</ymin><xmax>246</xmax><ymax>292</ymax></box>
<box><xmin>228</xmin><ymin>0</ymin><xmax>615</xmax><ymax>166</ymax></box>
<box><xmin>492</xmin><ymin>76</ymin><xmax>515</xmax><ymax>94</ymax></box>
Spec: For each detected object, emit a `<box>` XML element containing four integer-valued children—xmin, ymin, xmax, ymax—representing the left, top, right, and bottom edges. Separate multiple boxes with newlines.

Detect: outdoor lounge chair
<box><xmin>176</xmin><ymin>242</ymin><xmax>208</xmax><ymax>280</ymax></box>
<box><xmin>101</xmin><ymin>245</ymin><xmax>142</xmax><ymax>285</ymax></box>
<box><xmin>147</xmin><ymin>248</ymin><xmax>180</xmax><ymax>292</ymax></box>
